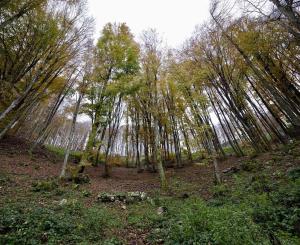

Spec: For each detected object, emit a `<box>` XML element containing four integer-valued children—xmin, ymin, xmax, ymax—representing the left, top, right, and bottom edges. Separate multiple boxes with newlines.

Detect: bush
<box><xmin>31</xmin><ymin>179</ymin><xmax>58</xmax><ymax>192</ymax></box>
<box><xmin>212</xmin><ymin>184</ymin><xmax>230</xmax><ymax>198</ymax></box>
<box><xmin>287</xmin><ymin>167</ymin><xmax>300</xmax><ymax>181</ymax></box>
<box><xmin>240</xmin><ymin>160</ymin><xmax>262</xmax><ymax>172</ymax></box>
<box><xmin>250</xmin><ymin>174</ymin><xmax>273</xmax><ymax>193</ymax></box>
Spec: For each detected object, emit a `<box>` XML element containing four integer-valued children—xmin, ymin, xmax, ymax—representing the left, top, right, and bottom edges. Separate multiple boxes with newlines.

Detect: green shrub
<box><xmin>31</xmin><ymin>179</ymin><xmax>58</xmax><ymax>192</ymax></box>
<box><xmin>287</xmin><ymin>167</ymin><xmax>300</xmax><ymax>181</ymax></box>
<box><xmin>212</xmin><ymin>184</ymin><xmax>230</xmax><ymax>198</ymax></box>
<box><xmin>45</xmin><ymin>145</ymin><xmax>82</xmax><ymax>163</ymax></box>
<box><xmin>250</xmin><ymin>174</ymin><xmax>273</xmax><ymax>193</ymax></box>
<box><xmin>247</xmin><ymin>177</ymin><xmax>300</xmax><ymax>234</ymax></box>
<box><xmin>82</xmin><ymin>190</ymin><xmax>92</xmax><ymax>197</ymax></box>
<box><xmin>240</xmin><ymin>160</ymin><xmax>262</xmax><ymax>172</ymax></box>
<box><xmin>103</xmin><ymin>237</ymin><xmax>123</xmax><ymax>245</ymax></box>
<box><xmin>0</xmin><ymin>173</ymin><xmax>11</xmax><ymax>185</ymax></box>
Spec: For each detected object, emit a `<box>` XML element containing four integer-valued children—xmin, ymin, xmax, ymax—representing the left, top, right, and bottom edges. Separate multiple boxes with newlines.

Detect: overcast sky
<box><xmin>87</xmin><ymin>0</ymin><xmax>211</xmax><ymax>48</ymax></box>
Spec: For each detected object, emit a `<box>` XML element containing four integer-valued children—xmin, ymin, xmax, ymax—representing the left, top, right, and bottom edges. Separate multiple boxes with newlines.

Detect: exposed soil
<box><xmin>0</xmin><ymin>136</ymin><xmax>235</xmax><ymax>202</ymax></box>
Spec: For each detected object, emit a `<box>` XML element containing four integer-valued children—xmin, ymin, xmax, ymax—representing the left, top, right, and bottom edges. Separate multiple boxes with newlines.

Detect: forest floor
<box><xmin>1</xmin><ymin>136</ymin><xmax>300</xmax><ymax>244</ymax></box>
<box><xmin>0</xmin><ymin>136</ymin><xmax>236</xmax><ymax>202</ymax></box>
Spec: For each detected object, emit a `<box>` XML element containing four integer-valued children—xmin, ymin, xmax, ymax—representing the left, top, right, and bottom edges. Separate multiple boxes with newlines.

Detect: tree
<box><xmin>80</xmin><ymin>22</ymin><xmax>140</xmax><ymax>177</ymax></box>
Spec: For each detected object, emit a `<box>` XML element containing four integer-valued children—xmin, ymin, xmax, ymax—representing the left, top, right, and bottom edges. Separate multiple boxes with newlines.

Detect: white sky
<box><xmin>87</xmin><ymin>0</ymin><xmax>211</xmax><ymax>48</ymax></box>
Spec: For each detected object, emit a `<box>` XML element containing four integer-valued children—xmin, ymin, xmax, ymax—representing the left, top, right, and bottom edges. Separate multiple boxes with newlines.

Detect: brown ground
<box><xmin>0</xmin><ymin>136</ymin><xmax>236</xmax><ymax>202</ymax></box>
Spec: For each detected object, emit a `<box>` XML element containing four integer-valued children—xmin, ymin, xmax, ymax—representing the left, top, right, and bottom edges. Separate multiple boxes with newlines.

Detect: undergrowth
<box><xmin>0</xmin><ymin>201</ymin><xmax>122</xmax><ymax>244</ymax></box>
<box><xmin>1</xmin><ymin>144</ymin><xmax>300</xmax><ymax>244</ymax></box>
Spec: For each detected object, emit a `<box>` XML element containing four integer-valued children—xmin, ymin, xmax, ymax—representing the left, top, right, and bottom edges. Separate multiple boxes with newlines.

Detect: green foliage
<box><xmin>250</xmin><ymin>174</ymin><xmax>274</xmax><ymax>193</ymax></box>
<box><xmin>102</xmin><ymin>237</ymin><xmax>123</xmax><ymax>245</ymax></box>
<box><xmin>222</xmin><ymin>145</ymin><xmax>236</xmax><ymax>156</ymax></box>
<box><xmin>212</xmin><ymin>183</ymin><xmax>230</xmax><ymax>198</ymax></box>
<box><xmin>247</xmin><ymin>180</ymin><xmax>300</xmax><ymax>243</ymax></box>
<box><xmin>191</xmin><ymin>149</ymin><xmax>208</xmax><ymax>161</ymax></box>
<box><xmin>31</xmin><ymin>179</ymin><xmax>58</xmax><ymax>192</ymax></box>
<box><xmin>97</xmin><ymin>22</ymin><xmax>140</xmax><ymax>80</ymax></box>
<box><xmin>149</xmin><ymin>198</ymin><xmax>269</xmax><ymax>245</ymax></box>
<box><xmin>45</xmin><ymin>145</ymin><xmax>82</xmax><ymax>163</ymax></box>
<box><xmin>0</xmin><ymin>202</ymin><xmax>121</xmax><ymax>244</ymax></box>
<box><xmin>240</xmin><ymin>159</ymin><xmax>262</xmax><ymax>172</ymax></box>
<box><xmin>0</xmin><ymin>173</ymin><xmax>11</xmax><ymax>185</ymax></box>
<box><xmin>209</xmin><ymin>165</ymin><xmax>300</xmax><ymax>243</ymax></box>
<box><xmin>127</xmin><ymin>202</ymin><xmax>165</xmax><ymax>229</ymax></box>
<box><xmin>287</xmin><ymin>167</ymin><xmax>300</xmax><ymax>181</ymax></box>
<box><xmin>82</xmin><ymin>190</ymin><xmax>92</xmax><ymax>197</ymax></box>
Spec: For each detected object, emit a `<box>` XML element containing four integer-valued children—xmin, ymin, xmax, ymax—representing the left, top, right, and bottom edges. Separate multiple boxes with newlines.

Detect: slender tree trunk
<box><xmin>60</xmin><ymin>93</ymin><xmax>83</xmax><ymax>179</ymax></box>
<box><xmin>213</xmin><ymin>158</ymin><xmax>222</xmax><ymax>185</ymax></box>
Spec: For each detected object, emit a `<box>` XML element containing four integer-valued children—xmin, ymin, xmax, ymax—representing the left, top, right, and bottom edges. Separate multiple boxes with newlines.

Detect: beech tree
<box><xmin>79</xmin><ymin>22</ymin><xmax>140</xmax><ymax>176</ymax></box>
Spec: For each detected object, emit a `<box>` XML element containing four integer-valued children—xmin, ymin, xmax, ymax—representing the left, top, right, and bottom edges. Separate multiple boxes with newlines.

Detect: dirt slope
<box><xmin>0</xmin><ymin>136</ymin><xmax>236</xmax><ymax>201</ymax></box>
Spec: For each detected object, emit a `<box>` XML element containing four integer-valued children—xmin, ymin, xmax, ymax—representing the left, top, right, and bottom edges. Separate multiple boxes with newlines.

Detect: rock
<box><xmin>73</xmin><ymin>173</ymin><xmax>90</xmax><ymax>184</ymax></box>
<box><xmin>82</xmin><ymin>190</ymin><xmax>91</xmax><ymax>197</ymax></box>
<box><xmin>147</xmin><ymin>197</ymin><xmax>155</xmax><ymax>206</ymax></box>
<box><xmin>156</xmin><ymin>239</ymin><xmax>164</xmax><ymax>244</ymax></box>
<box><xmin>127</xmin><ymin>191</ymin><xmax>147</xmax><ymax>202</ymax></box>
<box><xmin>157</xmin><ymin>206</ymin><xmax>167</xmax><ymax>215</ymax></box>
<box><xmin>40</xmin><ymin>232</ymin><xmax>48</xmax><ymax>243</ymax></box>
<box><xmin>59</xmin><ymin>199</ymin><xmax>67</xmax><ymax>206</ymax></box>
<box><xmin>222</xmin><ymin>166</ymin><xmax>240</xmax><ymax>174</ymax></box>
<box><xmin>115</xmin><ymin>192</ymin><xmax>127</xmax><ymax>202</ymax></box>
<box><xmin>126</xmin><ymin>196</ymin><xmax>135</xmax><ymax>204</ymax></box>
<box><xmin>97</xmin><ymin>191</ymin><xmax>148</xmax><ymax>204</ymax></box>
<box><xmin>140</xmin><ymin>192</ymin><xmax>147</xmax><ymax>200</ymax></box>
<box><xmin>121</xmin><ymin>204</ymin><xmax>127</xmax><ymax>210</ymax></box>
<box><xmin>97</xmin><ymin>193</ymin><xmax>116</xmax><ymax>202</ymax></box>
<box><xmin>180</xmin><ymin>193</ymin><xmax>189</xmax><ymax>199</ymax></box>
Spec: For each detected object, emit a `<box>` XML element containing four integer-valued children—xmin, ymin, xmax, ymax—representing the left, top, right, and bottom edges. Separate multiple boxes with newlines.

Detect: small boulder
<box><xmin>59</xmin><ymin>199</ymin><xmax>67</xmax><ymax>206</ymax></box>
<box><xmin>157</xmin><ymin>206</ymin><xmax>167</xmax><ymax>215</ymax></box>
<box><xmin>222</xmin><ymin>166</ymin><xmax>240</xmax><ymax>174</ymax></box>
<box><xmin>97</xmin><ymin>191</ymin><xmax>148</xmax><ymax>204</ymax></box>
<box><xmin>180</xmin><ymin>193</ymin><xmax>189</xmax><ymax>199</ymax></box>
<box><xmin>97</xmin><ymin>193</ymin><xmax>116</xmax><ymax>202</ymax></box>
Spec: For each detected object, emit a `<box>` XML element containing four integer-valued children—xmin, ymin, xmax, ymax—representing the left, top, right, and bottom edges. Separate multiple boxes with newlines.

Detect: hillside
<box><xmin>1</xmin><ymin>136</ymin><xmax>300</xmax><ymax>244</ymax></box>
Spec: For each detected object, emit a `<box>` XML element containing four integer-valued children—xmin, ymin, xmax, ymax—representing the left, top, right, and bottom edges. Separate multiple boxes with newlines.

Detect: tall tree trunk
<box><xmin>60</xmin><ymin>93</ymin><xmax>83</xmax><ymax>178</ymax></box>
